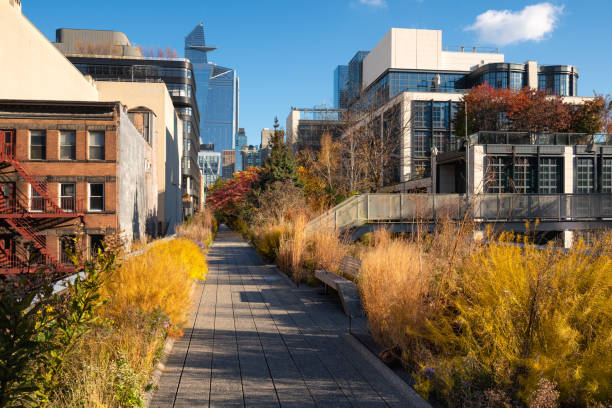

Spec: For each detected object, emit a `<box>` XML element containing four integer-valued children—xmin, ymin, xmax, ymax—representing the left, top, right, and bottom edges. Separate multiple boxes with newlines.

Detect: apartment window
<box><xmin>59</xmin><ymin>131</ymin><xmax>76</xmax><ymax>160</ymax></box>
<box><xmin>60</xmin><ymin>183</ymin><xmax>75</xmax><ymax>211</ymax></box>
<box><xmin>575</xmin><ymin>158</ymin><xmax>594</xmax><ymax>193</ymax></box>
<box><xmin>90</xmin><ymin>234</ymin><xmax>104</xmax><ymax>257</ymax></box>
<box><xmin>89</xmin><ymin>183</ymin><xmax>104</xmax><ymax>211</ymax></box>
<box><xmin>30</xmin><ymin>130</ymin><xmax>46</xmax><ymax>160</ymax></box>
<box><xmin>60</xmin><ymin>235</ymin><xmax>75</xmax><ymax>265</ymax></box>
<box><xmin>89</xmin><ymin>131</ymin><xmax>105</xmax><ymax>160</ymax></box>
<box><xmin>539</xmin><ymin>157</ymin><xmax>562</xmax><ymax>194</ymax></box>
<box><xmin>30</xmin><ymin>186</ymin><xmax>44</xmax><ymax>212</ymax></box>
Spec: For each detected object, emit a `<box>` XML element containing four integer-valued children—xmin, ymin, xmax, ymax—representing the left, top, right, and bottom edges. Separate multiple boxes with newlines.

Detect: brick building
<box><xmin>0</xmin><ymin>100</ymin><xmax>155</xmax><ymax>274</ymax></box>
<box><xmin>222</xmin><ymin>149</ymin><xmax>235</xmax><ymax>179</ymax></box>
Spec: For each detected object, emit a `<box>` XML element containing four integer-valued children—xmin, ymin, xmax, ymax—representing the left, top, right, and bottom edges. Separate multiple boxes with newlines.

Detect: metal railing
<box><xmin>457</xmin><ymin>132</ymin><xmax>612</xmax><ymax>149</ymax></box>
<box><xmin>306</xmin><ymin>193</ymin><xmax>612</xmax><ymax>232</ymax></box>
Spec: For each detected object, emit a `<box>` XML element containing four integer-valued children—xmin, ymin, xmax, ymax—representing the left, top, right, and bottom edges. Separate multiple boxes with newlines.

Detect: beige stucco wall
<box><xmin>0</xmin><ymin>0</ymin><xmax>98</xmax><ymax>101</ymax></box>
<box><xmin>362</xmin><ymin>28</ymin><xmax>504</xmax><ymax>89</ymax></box>
<box><xmin>96</xmin><ymin>81</ymin><xmax>182</xmax><ymax>233</ymax></box>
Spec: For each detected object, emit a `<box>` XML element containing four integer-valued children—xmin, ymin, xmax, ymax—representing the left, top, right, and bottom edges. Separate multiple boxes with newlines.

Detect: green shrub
<box><xmin>255</xmin><ymin>227</ymin><xmax>283</xmax><ymax>262</ymax></box>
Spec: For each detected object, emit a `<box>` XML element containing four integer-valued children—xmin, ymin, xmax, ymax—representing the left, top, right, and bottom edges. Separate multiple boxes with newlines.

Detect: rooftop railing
<box><xmin>456</xmin><ymin>132</ymin><xmax>612</xmax><ymax>149</ymax></box>
<box><xmin>443</xmin><ymin>45</ymin><xmax>500</xmax><ymax>54</ymax></box>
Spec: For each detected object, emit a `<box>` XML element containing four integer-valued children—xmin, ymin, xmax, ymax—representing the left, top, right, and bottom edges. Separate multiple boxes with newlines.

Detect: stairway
<box><xmin>0</xmin><ymin>130</ymin><xmax>82</xmax><ymax>274</ymax></box>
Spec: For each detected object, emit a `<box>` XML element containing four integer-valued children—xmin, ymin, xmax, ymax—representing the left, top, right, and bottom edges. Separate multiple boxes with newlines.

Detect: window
<box><xmin>59</xmin><ymin>131</ymin><xmax>76</xmax><ymax>160</ymax></box>
<box><xmin>432</xmin><ymin>102</ymin><xmax>449</xmax><ymax>128</ymax></box>
<box><xmin>602</xmin><ymin>158</ymin><xmax>612</xmax><ymax>192</ymax></box>
<box><xmin>89</xmin><ymin>183</ymin><xmax>104</xmax><ymax>211</ymax></box>
<box><xmin>486</xmin><ymin>156</ymin><xmax>512</xmax><ymax>193</ymax></box>
<box><xmin>60</xmin><ymin>183</ymin><xmax>75</xmax><ymax>211</ymax></box>
<box><xmin>512</xmin><ymin>157</ymin><xmax>537</xmax><ymax>193</ymax></box>
<box><xmin>89</xmin><ymin>131</ymin><xmax>105</xmax><ymax>160</ymax></box>
<box><xmin>30</xmin><ymin>185</ymin><xmax>44</xmax><ymax>212</ymax></box>
<box><xmin>539</xmin><ymin>157</ymin><xmax>562</xmax><ymax>193</ymax></box>
<box><xmin>30</xmin><ymin>130</ymin><xmax>46</xmax><ymax>160</ymax></box>
<box><xmin>575</xmin><ymin>158</ymin><xmax>594</xmax><ymax>193</ymax></box>
<box><xmin>412</xmin><ymin>131</ymin><xmax>431</xmax><ymax>157</ymax></box>
<box><xmin>90</xmin><ymin>234</ymin><xmax>104</xmax><ymax>257</ymax></box>
<box><xmin>412</xmin><ymin>102</ymin><xmax>431</xmax><ymax>128</ymax></box>
<box><xmin>510</xmin><ymin>72</ymin><xmax>523</xmax><ymax>90</ymax></box>
<box><xmin>60</xmin><ymin>235</ymin><xmax>75</xmax><ymax>265</ymax></box>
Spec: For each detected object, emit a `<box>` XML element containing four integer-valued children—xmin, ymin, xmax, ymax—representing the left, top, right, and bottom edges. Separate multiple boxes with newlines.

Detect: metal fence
<box><xmin>306</xmin><ymin>194</ymin><xmax>612</xmax><ymax>232</ymax></box>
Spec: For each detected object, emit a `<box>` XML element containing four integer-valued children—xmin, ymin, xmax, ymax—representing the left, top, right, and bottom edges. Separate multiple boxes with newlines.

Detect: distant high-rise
<box><xmin>333</xmin><ymin>65</ymin><xmax>349</xmax><ymax>108</ymax></box>
<box><xmin>185</xmin><ymin>23</ymin><xmax>239</xmax><ymax>153</ymax></box>
<box><xmin>347</xmin><ymin>51</ymin><xmax>369</xmax><ymax>103</ymax></box>
<box><xmin>235</xmin><ymin>128</ymin><xmax>247</xmax><ymax>172</ymax></box>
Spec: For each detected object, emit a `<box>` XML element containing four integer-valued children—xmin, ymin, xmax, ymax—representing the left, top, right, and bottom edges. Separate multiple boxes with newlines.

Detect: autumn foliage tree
<box><xmin>454</xmin><ymin>85</ymin><xmax>609</xmax><ymax>136</ymax></box>
<box><xmin>206</xmin><ymin>168</ymin><xmax>262</xmax><ymax>220</ymax></box>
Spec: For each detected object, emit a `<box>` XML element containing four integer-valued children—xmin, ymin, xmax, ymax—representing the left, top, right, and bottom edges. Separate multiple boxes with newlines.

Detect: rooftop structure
<box><xmin>286</xmin><ymin>107</ymin><xmax>346</xmax><ymax>152</ymax></box>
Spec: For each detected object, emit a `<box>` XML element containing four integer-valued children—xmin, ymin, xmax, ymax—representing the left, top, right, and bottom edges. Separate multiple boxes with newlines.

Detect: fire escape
<box><xmin>0</xmin><ymin>130</ymin><xmax>85</xmax><ymax>275</ymax></box>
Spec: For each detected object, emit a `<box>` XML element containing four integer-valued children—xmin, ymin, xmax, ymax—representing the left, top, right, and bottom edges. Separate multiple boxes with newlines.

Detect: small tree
<box><xmin>260</xmin><ymin>117</ymin><xmax>297</xmax><ymax>185</ymax></box>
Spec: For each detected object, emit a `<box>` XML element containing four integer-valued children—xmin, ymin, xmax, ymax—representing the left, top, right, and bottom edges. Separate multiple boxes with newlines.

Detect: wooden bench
<box><xmin>338</xmin><ymin>256</ymin><xmax>362</xmax><ymax>280</ymax></box>
<box><xmin>314</xmin><ymin>256</ymin><xmax>363</xmax><ymax>318</ymax></box>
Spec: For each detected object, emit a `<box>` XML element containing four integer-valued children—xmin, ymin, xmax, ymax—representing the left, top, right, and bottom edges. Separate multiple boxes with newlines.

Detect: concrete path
<box><xmin>150</xmin><ymin>225</ymin><xmax>427</xmax><ymax>408</ymax></box>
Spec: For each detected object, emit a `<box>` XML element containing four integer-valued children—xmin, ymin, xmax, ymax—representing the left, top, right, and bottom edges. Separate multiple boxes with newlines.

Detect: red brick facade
<box><xmin>0</xmin><ymin>101</ymin><xmax>123</xmax><ymax>274</ymax></box>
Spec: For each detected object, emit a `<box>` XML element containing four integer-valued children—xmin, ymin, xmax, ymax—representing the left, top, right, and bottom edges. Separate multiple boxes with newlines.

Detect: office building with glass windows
<box><xmin>185</xmin><ymin>23</ymin><xmax>239</xmax><ymax>154</ymax></box>
<box><xmin>334</xmin><ymin>65</ymin><xmax>349</xmax><ymax>109</ymax></box>
<box><xmin>339</xmin><ymin>28</ymin><xmax>586</xmax><ymax>186</ymax></box>
<box><xmin>286</xmin><ymin>107</ymin><xmax>346</xmax><ymax>152</ymax></box>
<box><xmin>198</xmin><ymin>144</ymin><xmax>221</xmax><ymax>191</ymax></box>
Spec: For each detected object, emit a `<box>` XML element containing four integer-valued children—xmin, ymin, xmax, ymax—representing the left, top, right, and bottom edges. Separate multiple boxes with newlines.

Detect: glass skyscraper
<box><xmin>185</xmin><ymin>23</ymin><xmax>239</xmax><ymax>153</ymax></box>
<box><xmin>333</xmin><ymin>65</ymin><xmax>348</xmax><ymax>109</ymax></box>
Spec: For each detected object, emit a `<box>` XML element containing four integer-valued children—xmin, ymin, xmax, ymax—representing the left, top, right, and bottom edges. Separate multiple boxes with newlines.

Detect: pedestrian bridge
<box><xmin>306</xmin><ymin>193</ymin><xmax>612</xmax><ymax>240</ymax></box>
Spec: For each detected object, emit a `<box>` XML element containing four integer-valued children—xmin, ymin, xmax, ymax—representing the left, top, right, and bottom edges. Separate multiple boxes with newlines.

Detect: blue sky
<box><xmin>26</xmin><ymin>0</ymin><xmax>612</xmax><ymax>146</ymax></box>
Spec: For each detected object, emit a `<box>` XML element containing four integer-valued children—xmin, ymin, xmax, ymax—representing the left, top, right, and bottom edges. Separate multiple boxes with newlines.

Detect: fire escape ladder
<box><xmin>3</xmin><ymin>217</ymin><xmax>64</xmax><ymax>272</ymax></box>
<box><xmin>10</xmin><ymin>160</ymin><xmax>62</xmax><ymax>213</ymax></box>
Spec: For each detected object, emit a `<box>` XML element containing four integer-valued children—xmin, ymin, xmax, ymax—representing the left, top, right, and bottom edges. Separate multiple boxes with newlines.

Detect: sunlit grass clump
<box><xmin>55</xmin><ymin>235</ymin><xmax>210</xmax><ymax>407</ymax></box>
<box><xmin>359</xmin><ymin>227</ymin><xmax>612</xmax><ymax>407</ymax></box>
<box><xmin>102</xmin><ymin>238</ymin><xmax>208</xmax><ymax>330</ymax></box>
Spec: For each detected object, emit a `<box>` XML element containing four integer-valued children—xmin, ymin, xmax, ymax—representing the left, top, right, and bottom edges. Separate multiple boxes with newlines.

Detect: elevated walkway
<box><xmin>306</xmin><ymin>193</ymin><xmax>612</xmax><ymax>240</ymax></box>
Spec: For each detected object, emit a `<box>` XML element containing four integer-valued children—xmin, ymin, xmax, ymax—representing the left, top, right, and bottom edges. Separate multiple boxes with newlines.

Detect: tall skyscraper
<box><xmin>333</xmin><ymin>65</ymin><xmax>348</xmax><ymax>108</ymax></box>
<box><xmin>185</xmin><ymin>23</ymin><xmax>239</xmax><ymax>153</ymax></box>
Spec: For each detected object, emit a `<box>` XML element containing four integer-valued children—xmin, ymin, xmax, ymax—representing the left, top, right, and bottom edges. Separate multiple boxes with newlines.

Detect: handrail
<box><xmin>305</xmin><ymin>193</ymin><xmax>612</xmax><ymax>233</ymax></box>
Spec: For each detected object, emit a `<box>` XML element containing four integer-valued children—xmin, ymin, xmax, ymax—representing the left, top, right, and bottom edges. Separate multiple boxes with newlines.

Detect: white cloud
<box><xmin>359</xmin><ymin>0</ymin><xmax>387</xmax><ymax>7</ymax></box>
<box><xmin>467</xmin><ymin>3</ymin><xmax>564</xmax><ymax>46</ymax></box>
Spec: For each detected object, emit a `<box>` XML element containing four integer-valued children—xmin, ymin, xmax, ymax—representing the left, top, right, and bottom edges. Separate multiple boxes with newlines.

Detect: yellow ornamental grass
<box><xmin>102</xmin><ymin>238</ymin><xmax>208</xmax><ymax>329</ymax></box>
<box><xmin>435</xmin><ymin>235</ymin><xmax>612</xmax><ymax>405</ymax></box>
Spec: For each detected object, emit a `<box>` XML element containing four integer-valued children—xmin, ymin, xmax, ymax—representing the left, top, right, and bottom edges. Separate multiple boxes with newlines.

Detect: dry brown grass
<box><xmin>277</xmin><ymin>212</ymin><xmax>308</xmax><ymax>282</ymax></box>
<box><xmin>308</xmin><ymin>221</ymin><xmax>349</xmax><ymax>274</ymax></box>
<box><xmin>176</xmin><ymin>207</ymin><xmax>217</xmax><ymax>247</ymax></box>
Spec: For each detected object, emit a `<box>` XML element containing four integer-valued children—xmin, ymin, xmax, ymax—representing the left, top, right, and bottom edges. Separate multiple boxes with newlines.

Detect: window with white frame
<box><xmin>89</xmin><ymin>131</ymin><xmax>105</xmax><ymax>160</ymax></box>
<box><xmin>89</xmin><ymin>183</ymin><xmax>104</xmax><ymax>211</ymax></box>
<box><xmin>60</xmin><ymin>183</ymin><xmax>75</xmax><ymax>211</ymax></box>
<box><xmin>30</xmin><ymin>130</ymin><xmax>46</xmax><ymax>160</ymax></box>
<box><xmin>30</xmin><ymin>185</ymin><xmax>44</xmax><ymax>212</ymax></box>
<box><xmin>59</xmin><ymin>131</ymin><xmax>76</xmax><ymax>160</ymax></box>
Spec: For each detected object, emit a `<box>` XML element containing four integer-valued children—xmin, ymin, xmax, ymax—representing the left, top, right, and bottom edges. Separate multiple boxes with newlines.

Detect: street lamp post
<box><xmin>430</xmin><ymin>146</ymin><xmax>438</xmax><ymax>194</ymax></box>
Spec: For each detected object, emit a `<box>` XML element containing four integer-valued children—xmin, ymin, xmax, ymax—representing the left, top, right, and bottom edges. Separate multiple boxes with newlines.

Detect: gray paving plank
<box><xmin>152</xmin><ymin>225</ymin><xmax>429</xmax><ymax>408</ymax></box>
